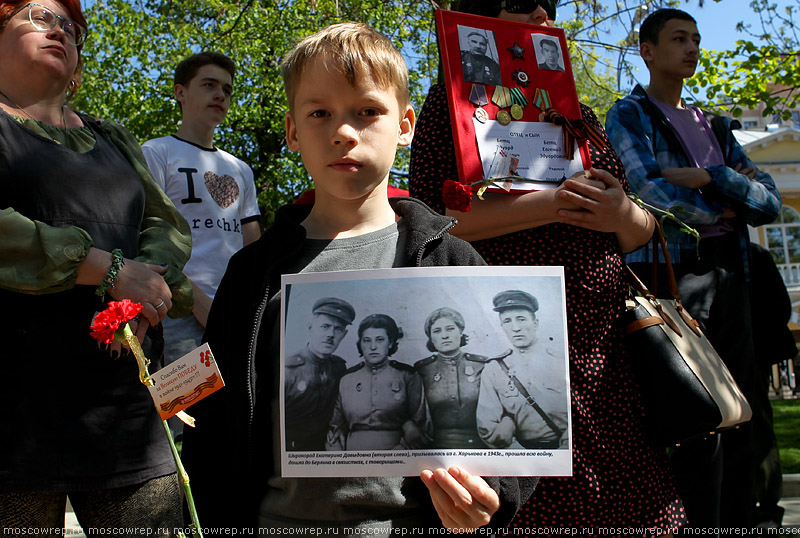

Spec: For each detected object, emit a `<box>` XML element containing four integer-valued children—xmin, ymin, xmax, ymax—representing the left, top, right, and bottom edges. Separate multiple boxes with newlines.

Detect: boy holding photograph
<box><xmin>181</xmin><ymin>22</ymin><xmax>534</xmax><ymax>534</ymax></box>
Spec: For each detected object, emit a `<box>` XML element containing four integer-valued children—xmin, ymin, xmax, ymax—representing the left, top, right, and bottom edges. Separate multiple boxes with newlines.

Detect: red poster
<box><xmin>436</xmin><ymin>9</ymin><xmax>591</xmax><ymax>192</ymax></box>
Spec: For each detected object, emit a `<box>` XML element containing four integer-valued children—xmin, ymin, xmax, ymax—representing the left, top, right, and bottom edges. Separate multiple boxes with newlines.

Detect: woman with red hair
<box><xmin>0</xmin><ymin>0</ymin><xmax>191</xmax><ymax>531</ymax></box>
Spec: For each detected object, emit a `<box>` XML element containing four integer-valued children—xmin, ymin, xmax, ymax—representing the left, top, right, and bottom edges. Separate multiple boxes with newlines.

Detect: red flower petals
<box><xmin>442</xmin><ymin>180</ymin><xmax>473</xmax><ymax>212</ymax></box>
<box><xmin>90</xmin><ymin>299</ymin><xmax>143</xmax><ymax>344</ymax></box>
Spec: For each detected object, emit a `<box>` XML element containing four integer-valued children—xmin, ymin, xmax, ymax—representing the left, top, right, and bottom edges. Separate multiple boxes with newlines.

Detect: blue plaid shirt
<box><xmin>605</xmin><ymin>85</ymin><xmax>781</xmax><ymax>265</ymax></box>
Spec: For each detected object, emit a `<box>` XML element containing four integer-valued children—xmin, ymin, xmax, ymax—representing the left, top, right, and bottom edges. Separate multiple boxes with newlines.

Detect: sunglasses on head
<box><xmin>500</xmin><ymin>0</ymin><xmax>557</xmax><ymax>20</ymax></box>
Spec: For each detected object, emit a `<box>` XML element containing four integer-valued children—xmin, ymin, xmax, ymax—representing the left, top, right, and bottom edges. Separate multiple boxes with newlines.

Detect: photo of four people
<box><xmin>281</xmin><ymin>270</ymin><xmax>570</xmax><ymax>457</ymax></box>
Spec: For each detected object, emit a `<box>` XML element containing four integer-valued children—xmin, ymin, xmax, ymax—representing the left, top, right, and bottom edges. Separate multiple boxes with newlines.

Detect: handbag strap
<box><xmin>496</xmin><ymin>357</ymin><xmax>564</xmax><ymax>441</ymax></box>
<box><xmin>651</xmin><ymin>219</ymin><xmax>681</xmax><ymax>301</ymax></box>
<box><xmin>627</xmin><ymin>217</ymin><xmax>702</xmax><ymax>337</ymax></box>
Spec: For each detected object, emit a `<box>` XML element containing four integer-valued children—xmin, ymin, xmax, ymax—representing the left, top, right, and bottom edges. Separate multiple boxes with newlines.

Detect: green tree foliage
<box><xmin>688</xmin><ymin>0</ymin><xmax>800</xmax><ymax>119</ymax></box>
<box><xmin>76</xmin><ymin>0</ymin><xmax>440</xmax><ymax>223</ymax></box>
<box><xmin>552</xmin><ymin>1</ymin><xmax>637</xmax><ymax>121</ymax></box>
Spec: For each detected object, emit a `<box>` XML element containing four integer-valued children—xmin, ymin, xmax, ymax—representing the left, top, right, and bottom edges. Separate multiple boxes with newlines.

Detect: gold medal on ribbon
<box><xmin>534</xmin><ymin>88</ymin><xmax>552</xmax><ymax>111</ymax></box>
<box><xmin>509</xmin><ymin>87</ymin><xmax>528</xmax><ymax>107</ymax></box>
<box><xmin>496</xmin><ymin>109</ymin><xmax>512</xmax><ymax>125</ymax></box>
<box><xmin>491</xmin><ymin>86</ymin><xmax>513</xmax><ymax>109</ymax></box>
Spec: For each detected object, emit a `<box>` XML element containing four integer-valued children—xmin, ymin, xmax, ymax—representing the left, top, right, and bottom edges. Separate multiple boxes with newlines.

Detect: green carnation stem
<box><xmin>117</xmin><ymin>323</ymin><xmax>204</xmax><ymax>537</ymax></box>
<box><xmin>162</xmin><ymin>419</ymin><xmax>203</xmax><ymax>537</ymax></box>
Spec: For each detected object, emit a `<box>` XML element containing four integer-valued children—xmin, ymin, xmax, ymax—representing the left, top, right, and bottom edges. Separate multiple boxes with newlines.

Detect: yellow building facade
<box><xmin>733</xmin><ymin>126</ymin><xmax>800</xmax><ymax>395</ymax></box>
<box><xmin>736</xmin><ymin>127</ymin><xmax>800</xmax><ymax>315</ymax></box>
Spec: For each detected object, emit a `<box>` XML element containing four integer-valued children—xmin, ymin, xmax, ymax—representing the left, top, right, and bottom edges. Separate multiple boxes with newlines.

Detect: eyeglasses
<box><xmin>11</xmin><ymin>3</ymin><xmax>87</xmax><ymax>46</ymax></box>
<box><xmin>500</xmin><ymin>0</ymin><xmax>557</xmax><ymax>21</ymax></box>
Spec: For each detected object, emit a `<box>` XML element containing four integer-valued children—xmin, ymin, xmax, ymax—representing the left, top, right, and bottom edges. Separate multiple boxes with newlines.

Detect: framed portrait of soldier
<box><xmin>279</xmin><ymin>266</ymin><xmax>572</xmax><ymax>478</ymax></box>
<box><xmin>457</xmin><ymin>25</ymin><xmax>502</xmax><ymax>86</ymax></box>
<box><xmin>436</xmin><ymin>10</ymin><xmax>590</xmax><ymax>194</ymax></box>
<box><xmin>533</xmin><ymin>34</ymin><xmax>565</xmax><ymax>72</ymax></box>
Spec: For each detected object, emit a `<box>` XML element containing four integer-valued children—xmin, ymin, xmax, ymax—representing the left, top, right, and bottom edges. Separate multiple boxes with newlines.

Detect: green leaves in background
<box><xmin>689</xmin><ymin>0</ymin><xmax>800</xmax><ymax>121</ymax></box>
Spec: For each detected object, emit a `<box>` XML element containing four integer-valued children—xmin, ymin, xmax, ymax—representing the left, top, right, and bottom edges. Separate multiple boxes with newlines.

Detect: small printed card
<box><xmin>147</xmin><ymin>343</ymin><xmax>225</xmax><ymax>420</ymax></box>
<box><xmin>475</xmin><ymin>120</ymin><xmax>584</xmax><ymax>189</ymax></box>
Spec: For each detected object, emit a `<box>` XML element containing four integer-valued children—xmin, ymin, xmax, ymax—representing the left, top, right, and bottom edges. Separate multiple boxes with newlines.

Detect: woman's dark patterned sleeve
<box><xmin>409</xmin><ymin>84</ymin><xmax>460</xmax><ymax>215</ymax></box>
<box><xmin>579</xmin><ymin>103</ymin><xmax>631</xmax><ymax>193</ymax></box>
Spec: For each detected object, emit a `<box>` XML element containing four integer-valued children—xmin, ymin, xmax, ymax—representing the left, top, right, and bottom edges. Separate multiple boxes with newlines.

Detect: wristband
<box><xmin>95</xmin><ymin>249</ymin><xmax>125</xmax><ymax>298</ymax></box>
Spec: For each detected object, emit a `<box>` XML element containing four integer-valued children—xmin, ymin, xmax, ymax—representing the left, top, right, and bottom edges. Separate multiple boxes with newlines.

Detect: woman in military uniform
<box><xmin>415</xmin><ymin>307</ymin><xmax>489</xmax><ymax>449</ymax></box>
<box><xmin>326</xmin><ymin>314</ymin><xmax>433</xmax><ymax>451</ymax></box>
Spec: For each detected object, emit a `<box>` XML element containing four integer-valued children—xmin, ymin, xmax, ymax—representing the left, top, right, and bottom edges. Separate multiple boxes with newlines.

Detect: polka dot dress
<box><xmin>409</xmin><ymin>84</ymin><xmax>686</xmax><ymax>530</ymax></box>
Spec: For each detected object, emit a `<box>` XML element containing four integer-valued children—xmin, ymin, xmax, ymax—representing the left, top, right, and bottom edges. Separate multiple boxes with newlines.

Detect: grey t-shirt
<box><xmin>260</xmin><ymin>219</ymin><xmax>435</xmax><ymax>533</ymax></box>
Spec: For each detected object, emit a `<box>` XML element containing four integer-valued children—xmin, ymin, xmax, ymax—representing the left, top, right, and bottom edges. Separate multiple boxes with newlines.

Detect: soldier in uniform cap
<box><xmin>477</xmin><ymin>290</ymin><xmax>569</xmax><ymax>449</ymax></box>
<box><xmin>461</xmin><ymin>31</ymin><xmax>502</xmax><ymax>85</ymax></box>
<box><xmin>285</xmin><ymin>297</ymin><xmax>356</xmax><ymax>451</ymax></box>
<box><xmin>415</xmin><ymin>307</ymin><xmax>489</xmax><ymax>448</ymax></box>
<box><xmin>326</xmin><ymin>314</ymin><xmax>433</xmax><ymax>451</ymax></box>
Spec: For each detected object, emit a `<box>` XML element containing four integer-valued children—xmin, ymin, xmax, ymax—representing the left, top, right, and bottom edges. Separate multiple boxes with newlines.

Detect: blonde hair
<box><xmin>281</xmin><ymin>22</ymin><xmax>409</xmax><ymax>111</ymax></box>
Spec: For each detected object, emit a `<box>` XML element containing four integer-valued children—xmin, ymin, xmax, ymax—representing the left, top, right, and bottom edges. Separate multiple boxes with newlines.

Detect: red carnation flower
<box><xmin>90</xmin><ymin>299</ymin><xmax>143</xmax><ymax>344</ymax></box>
<box><xmin>442</xmin><ymin>180</ymin><xmax>473</xmax><ymax>212</ymax></box>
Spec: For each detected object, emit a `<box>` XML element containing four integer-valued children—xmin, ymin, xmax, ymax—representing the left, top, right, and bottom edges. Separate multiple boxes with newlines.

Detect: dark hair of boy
<box><xmin>638</xmin><ymin>8</ymin><xmax>696</xmax><ymax>46</ymax></box>
<box><xmin>540</xmin><ymin>38</ymin><xmax>557</xmax><ymax>50</ymax></box>
<box><xmin>174</xmin><ymin>51</ymin><xmax>236</xmax><ymax>86</ymax></box>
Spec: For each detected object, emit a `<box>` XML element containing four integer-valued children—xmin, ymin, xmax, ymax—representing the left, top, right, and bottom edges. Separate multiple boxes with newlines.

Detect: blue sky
<box><xmin>622</xmin><ymin>0</ymin><xmax>791</xmax><ymax>90</ymax></box>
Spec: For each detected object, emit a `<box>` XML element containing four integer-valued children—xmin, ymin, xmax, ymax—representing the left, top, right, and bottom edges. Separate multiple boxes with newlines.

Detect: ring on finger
<box><xmin>154</xmin><ymin>299</ymin><xmax>166</xmax><ymax>310</ymax></box>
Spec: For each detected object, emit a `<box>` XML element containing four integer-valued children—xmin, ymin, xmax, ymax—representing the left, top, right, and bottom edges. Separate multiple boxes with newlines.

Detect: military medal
<box><xmin>510</xmin><ymin>104</ymin><xmax>524</xmax><ymax>120</ymax></box>
<box><xmin>356</xmin><ymin>382</ymin><xmax>362</xmax><ymax>392</ymax></box>
<box><xmin>509</xmin><ymin>87</ymin><xmax>528</xmax><ymax>107</ymax></box>
<box><xmin>512</xmin><ymin>69</ymin><xmax>530</xmax><ymax>87</ymax></box>
<box><xmin>467</xmin><ymin>376</ymin><xmax>476</xmax><ymax>383</ymax></box>
<box><xmin>491</xmin><ymin>86</ymin><xmax>513</xmax><ymax>109</ymax></box>
<box><xmin>465</xmin><ymin>366</ymin><xmax>475</xmax><ymax>376</ymax></box>
<box><xmin>469</xmin><ymin>84</ymin><xmax>489</xmax><ymax>106</ymax></box>
<box><xmin>496</xmin><ymin>109</ymin><xmax>511</xmax><ymax>125</ymax></box>
<box><xmin>297</xmin><ymin>380</ymin><xmax>307</xmax><ymax>392</ymax></box>
<box><xmin>507</xmin><ymin>42</ymin><xmax>526</xmax><ymax>60</ymax></box>
<box><xmin>533</xmin><ymin>87</ymin><xmax>552</xmax><ymax>110</ymax></box>
<box><xmin>433</xmin><ymin>372</ymin><xmax>442</xmax><ymax>382</ymax></box>
<box><xmin>474</xmin><ymin>107</ymin><xmax>488</xmax><ymax>123</ymax></box>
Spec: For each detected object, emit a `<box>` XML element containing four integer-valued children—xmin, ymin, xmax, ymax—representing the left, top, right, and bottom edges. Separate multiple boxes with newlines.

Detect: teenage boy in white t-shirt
<box><xmin>143</xmin><ymin>52</ymin><xmax>261</xmax><ymax>364</ymax></box>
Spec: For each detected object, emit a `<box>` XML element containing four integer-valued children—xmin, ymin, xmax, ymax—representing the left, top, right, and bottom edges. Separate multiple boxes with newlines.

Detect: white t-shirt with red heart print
<box><xmin>142</xmin><ymin>135</ymin><xmax>260</xmax><ymax>299</ymax></box>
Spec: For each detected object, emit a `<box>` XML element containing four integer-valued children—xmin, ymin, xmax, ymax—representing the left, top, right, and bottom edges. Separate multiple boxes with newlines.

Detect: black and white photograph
<box><xmin>280</xmin><ymin>266</ymin><xmax>572</xmax><ymax>478</ymax></box>
<box><xmin>532</xmin><ymin>33</ymin><xmax>565</xmax><ymax>72</ymax></box>
<box><xmin>457</xmin><ymin>24</ymin><xmax>502</xmax><ymax>86</ymax></box>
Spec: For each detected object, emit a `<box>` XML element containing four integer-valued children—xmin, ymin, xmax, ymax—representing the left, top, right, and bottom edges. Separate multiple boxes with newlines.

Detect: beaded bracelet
<box><xmin>95</xmin><ymin>249</ymin><xmax>125</xmax><ymax>298</ymax></box>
